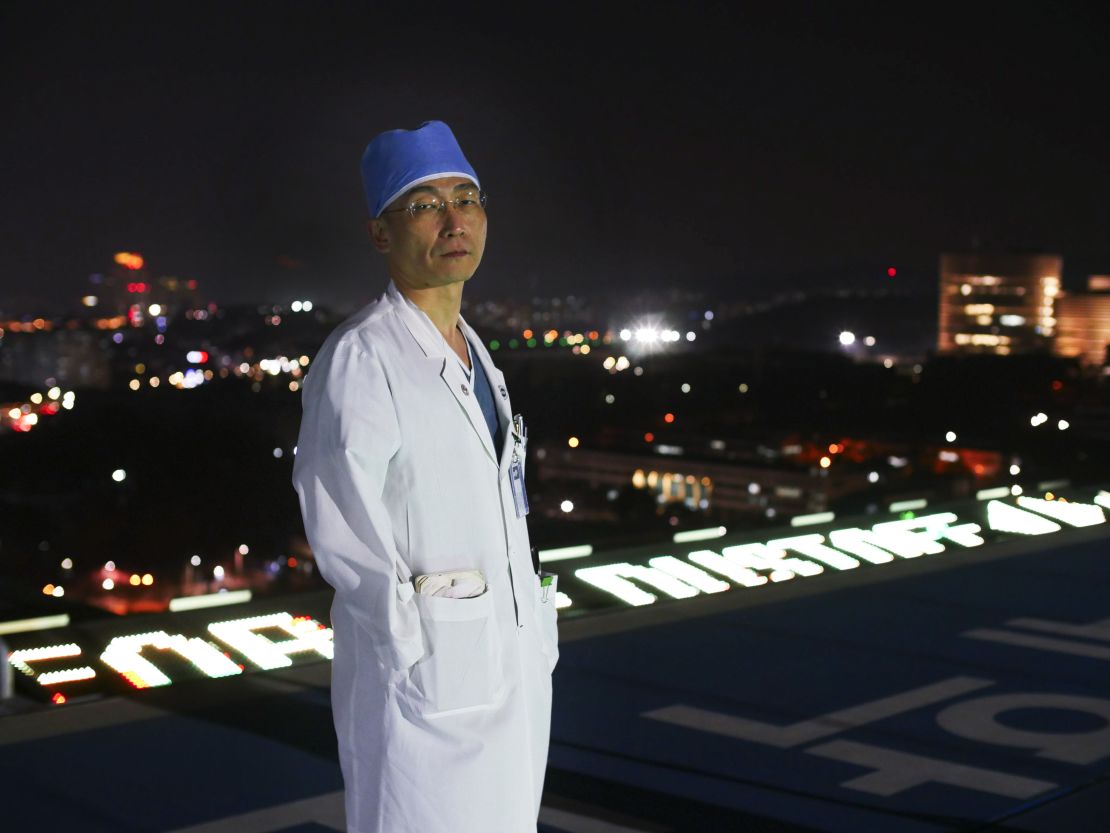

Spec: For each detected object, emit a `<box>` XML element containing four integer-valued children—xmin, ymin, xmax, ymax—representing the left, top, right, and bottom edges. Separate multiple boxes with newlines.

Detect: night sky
<box><xmin>2</xmin><ymin>3</ymin><xmax>1107</xmax><ymax>312</ymax></box>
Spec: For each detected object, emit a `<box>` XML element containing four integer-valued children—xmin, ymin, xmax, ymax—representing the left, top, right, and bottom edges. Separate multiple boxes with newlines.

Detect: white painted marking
<box><xmin>1008</xmin><ymin>615</ymin><xmax>1110</xmax><ymax>643</ymax></box>
<box><xmin>808</xmin><ymin>739</ymin><xmax>1055</xmax><ymax>798</ymax></box>
<box><xmin>963</xmin><ymin>628</ymin><xmax>1110</xmax><ymax>660</ymax></box>
<box><xmin>937</xmin><ymin>692</ymin><xmax>1110</xmax><ymax>764</ymax></box>
<box><xmin>643</xmin><ymin>676</ymin><xmax>994</xmax><ymax>748</ymax></box>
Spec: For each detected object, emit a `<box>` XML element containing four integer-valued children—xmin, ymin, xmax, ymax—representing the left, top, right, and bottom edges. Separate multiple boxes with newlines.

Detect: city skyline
<box><xmin>2</xmin><ymin>5</ymin><xmax>1107</xmax><ymax>311</ymax></box>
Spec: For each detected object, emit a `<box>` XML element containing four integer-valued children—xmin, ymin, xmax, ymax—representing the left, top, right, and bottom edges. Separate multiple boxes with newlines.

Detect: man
<box><xmin>292</xmin><ymin>120</ymin><xmax>558</xmax><ymax>833</ymax></box>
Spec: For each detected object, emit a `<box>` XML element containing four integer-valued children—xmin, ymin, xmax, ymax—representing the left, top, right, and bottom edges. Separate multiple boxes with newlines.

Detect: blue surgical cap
<box><xmin>360</xmin><ymin>120</ymin><xmax>480</xmax><ymax>218</ymax></box>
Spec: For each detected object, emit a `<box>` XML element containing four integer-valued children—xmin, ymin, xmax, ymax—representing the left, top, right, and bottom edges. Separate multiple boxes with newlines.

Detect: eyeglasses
<box><xmin>380</xmin><ymin>189</ymin><xmax>488</xmax><ymax>219</ymax></box>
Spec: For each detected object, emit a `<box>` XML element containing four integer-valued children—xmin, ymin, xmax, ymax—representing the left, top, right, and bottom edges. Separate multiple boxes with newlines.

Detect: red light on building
<box><xmin>644</xmin><ymin>432</ymin><xmax>655</xmax><ymax>442</ymax></box>
<box><xmin>663</xmin><ymin>413</ymin><xmax>675</xmax><ymax>424</ymax></box>
<box><xmin>1051</xmin><ymin>380</ymin><xmax>1063</xmax><ymax>391</ymax></box>
<box><xmin>887</xmin><ymin>267</ymin><xmax>897</xmax><ymax>277</ymax></box>
<box><xmin>51</xmin><ymin>692</ymin><xmax>67</xmax><ymax>705</ymax></box>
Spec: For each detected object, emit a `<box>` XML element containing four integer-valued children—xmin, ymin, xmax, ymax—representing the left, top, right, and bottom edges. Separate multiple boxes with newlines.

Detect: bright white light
<box><xmin>208</xmin><ymin>612</ymin><xmax>333</xmax><ymax>669</ymax></box>
<box><xmin>603</xmin><ymin>356</ymin><xmax>616</xmax><ymax>370</ymax></box>
<box><xmin>186</xmin><ymin>350</ymin><xmax>206</xmax><ymax>363</ymax></box>
<box><xmin>635</xmin><ymin>327</ymin><xmax>658</xmax><ymax>343</ymax></box>
<box><xmin>868</xmin><ymin>471</ymin><xmax>880</xmax><ymax>483</ymax></box>
<box><xmin>169</xmin><ymin>589</ymin><xmax>252</xmax><ymax>612</ymax></box>
<box><xmin>101</xmin><ymin>631</ymin><xmax>243</xmax><ymax>688</ymax></box>
<box><xmin>1010</xmin><ymin>464</ymin><xmax>1021</xmax><ymax>476</ymax></box>
<box><xmin>864</xmin><ymin>336</ymin><xmax>876</xmax><ymax>346</ymax></box>
<box><xmin>685</xmin><ymin>331</ymin><xmax>696</xmax><ymax>342</ymax></box>
<box><xmin>82</xmin><ymin>295</ymin><xmax>98</xmax><ymax>307</ymax></box>
<box><xmin>30</xmin><ymin>392</ymin><xmax>43</xmax><ymax>404</ymax></box>
<box><xmin>538</xmin><ymin>544</ymin><xmax>593</xmax><ymax>563</ymax></box>
<box><xmin>1016</xmin><ymin>496</ymin><xmax>1105</xmax><ymax>528</ymax></box>
<box><xmin>839</xmin><ymin>331</ymin><xmax>856</xmax><ymax>346</ymax></box>
<box><xmin>615</xmin><ymin>356</ymin><xmax>630</xmax><ymax>371</ymax></box>
<box><xmin>111</xmin><ymin>469</ymin><xmax>126</xmax><ymax>482</ymax></box>
<box><xmin>1011</xmin><ymin>484</ymin><xmax>1023</xmax><ymax>496</ymax></box>
<box><xmin>681</xmin><ymin>383</ymin><xmax>691</xmax><ymax>393</ymax></box>
<box><xmin>673</xmin><ymin>526</ymin><xmax>727</xmax><ymax>544</ymax></box>
<box><xmin>51</xmin><ymin>586</ymin><xmax>64</xmax><ymax>597</ymax></box>
<box><xmin>1058</xmin><ymin>419</ymin><xmax>1069</xmax><ymax>430</ymax></box>
<box><xmin>986</xmin><ymin>500</ymin><xmax>1060</xmax><ymax>535</ymax></box>
<box><xmin>560</xmin><ymin>500</ymin><xmax>574</xmax><ymax>513</ymax></box>
<box><xmin>945</xmin><ymin>431</ymin><xmax>957</xmax><ymax>442</ymax></box>
<box><xmin>213</xmin><ymin>565</ymin><xmax>225</xmax><ymax>580</ymax></box>
<box><xmin>48</xmin><ymin>387</ymin><xmax>61</xmax><ymax>400</ymax></box>
<box><xmin>148</xmin><ymin>304</ymin><xmax>162</xmax><ymax>316</ymax></box>
<box><xmin>1030</xmin><ymin>412</ymin><xmax>1048</xmax><ymax>427</ymax></box>
<box><xmin>302</xmin><ymin>301</ymin><xmax>313</xmax><ymax>312</ymax></box>
<box><xmin>61</xmin><ymin>557</ymin><xmax>73</xmax><ymax>570</ymax></box>
<box><xmin>768</xmin><ymin>534</ymin><xmax>860</xmax><ymax>571</ymax></box>
<box><xmin>604</xmin><ymin>394</ymin><xmax>615</xmax><ymax>404</ymax></box>
<box><xmin>190</xmin><ymin>555</ymin><xmax>202</xmax><ymax>566</ymax></box>
<box><xmin>102</xmin><ymin>578</ymin><xmax>115</xmax><ymax>590</ymax></box>
<box><xmin>291</xmin><ymin>301</ymin><xmax>303</xmax><ymax>312</ymax></box>
<box><xmin>105</xmin><ymin>561</ymin><xmax>116</xmax><ymax>572</ymax></box>
<box><xmin>273</xmin><ymin>448</ymin><xmax>283</xmax><ymax>458</ymax></box>
<box><xmin>619</xmin><ymin>329</ymin><xmax>632</xmax><ymax>341</ymax></box>
<box><xmin>688</xmin><ymin>549</ymin><xmax>768</xmax><ymax>587</ymax></box>
<box><xmin>649</xmin><ymin>556</ymin><xmax>728</xmax><ymax>593</ymax></box>
<box><xmin>575</xmin><ymin>564</ymin><xmax>658</xmax><ymax>606</ymax></box>
<box><xmin>238</xmin><ymin>544</ymin><xmax>249</xmax><ymax>555</ymax></box>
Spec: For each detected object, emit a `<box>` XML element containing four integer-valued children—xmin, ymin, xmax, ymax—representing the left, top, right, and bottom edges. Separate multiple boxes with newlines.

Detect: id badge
<box><xmin>510</xmin><ymin>457</ymin><xmax>529</xmax><ymax>517</ymax></box>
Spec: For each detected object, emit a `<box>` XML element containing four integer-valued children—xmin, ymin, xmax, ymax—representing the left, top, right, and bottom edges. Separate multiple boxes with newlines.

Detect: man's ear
<box><xmin>368</xmin><ymin>218</ymin><xmax>391</xmax><ymax>253</ymax></box>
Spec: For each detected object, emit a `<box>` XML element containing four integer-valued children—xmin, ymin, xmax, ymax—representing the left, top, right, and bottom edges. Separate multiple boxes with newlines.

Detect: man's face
<box><xmin>369</xmin><ymin>176</ymin><xmax>487</xmax><ymax>291</ymax></box>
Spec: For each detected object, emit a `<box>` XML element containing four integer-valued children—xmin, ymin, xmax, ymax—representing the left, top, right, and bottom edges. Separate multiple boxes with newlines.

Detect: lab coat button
<box><xmin>460</xmin><ymin>383</ymin><xmax>470</xmax><ymax>396</ymax></box>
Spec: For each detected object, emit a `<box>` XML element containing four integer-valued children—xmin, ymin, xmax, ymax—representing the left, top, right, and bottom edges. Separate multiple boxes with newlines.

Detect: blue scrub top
<box><xmin>461</xmin><ymin>335</ymin><xmax>503</xmax><ymax>454</ymax></box>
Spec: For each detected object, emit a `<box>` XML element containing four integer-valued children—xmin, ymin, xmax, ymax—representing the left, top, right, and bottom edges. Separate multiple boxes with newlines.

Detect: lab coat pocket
<box><xmin>411</xmin><ymin>589</ymin><xmax>500</xmax><ymax>716</ymax></box>
<box><xmin>533</xmin><ymin>573</ymin><xmax>559</xmax><ymax>673</ymax></box>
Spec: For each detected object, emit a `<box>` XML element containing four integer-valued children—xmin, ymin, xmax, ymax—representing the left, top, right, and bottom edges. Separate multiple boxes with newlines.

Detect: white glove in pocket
<box><xmin>414</xmin><ymin>569</ymin><xmax>487</xmax><ymax>599</ymax></box>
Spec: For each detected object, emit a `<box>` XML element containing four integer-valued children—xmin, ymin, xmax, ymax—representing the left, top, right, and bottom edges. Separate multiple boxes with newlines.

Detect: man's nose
<box><xmin>441</xmin><ymin>206</ymin><xmax>466</xmax><ymax>236</ymax></box>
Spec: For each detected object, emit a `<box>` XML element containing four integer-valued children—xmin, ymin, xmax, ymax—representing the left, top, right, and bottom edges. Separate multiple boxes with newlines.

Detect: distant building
<box><xmin>0</xmin><ymin>328</ymin><xmax>111</xmax><ymax>388</ymax></box>
<box><xmin>1054</xmin><ymin>275</ymin><xmax>1110</xmax><ymax>368</ymax></box>
<box><xmin>937</xmin><ymin>253</ymin><xmax>1061</xmax><ymax>356</ymax></box>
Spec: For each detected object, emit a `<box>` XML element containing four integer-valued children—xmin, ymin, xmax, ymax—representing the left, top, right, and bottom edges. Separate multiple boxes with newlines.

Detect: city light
<box><xmin>111</xmin><ymin>469</ymin><xmax>126</xmax><ymax>482</ymax></box>
<box><xmin>839</xmin><ymin>331</ymin><xmax>856</xmax><ymax>346</ymax></box>
<box><xmin>560</xmin><ymin>500</ymin><xmax>574</xmax><ymax>513</ymax></box>
<box><xmin>567</xmin><ymin>437</ymin><xmax>580</xmax><ymax>448</ymax></box>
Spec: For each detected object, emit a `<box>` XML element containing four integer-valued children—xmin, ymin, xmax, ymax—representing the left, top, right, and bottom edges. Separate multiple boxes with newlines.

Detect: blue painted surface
<box><xmin>1</xmin><ymin>533</ymin><xmax>1107</xmax><ymax>832</ymax></box>
<box><xmin>549</xmin><ymin>535</ymin><xmax>1110</xmax><ymax>832</ymax></box>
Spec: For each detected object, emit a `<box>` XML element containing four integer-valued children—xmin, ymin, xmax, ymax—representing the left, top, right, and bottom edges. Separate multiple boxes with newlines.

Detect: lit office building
<box><xmin>1054</xmin><ymin>275</ymin><xmax>1110</xmax><ymax>367</ymax></box>
<box><xmin>937</xmin><ymin>253</ymin><xmax>1062</xmax><ymax>355</ymax></box>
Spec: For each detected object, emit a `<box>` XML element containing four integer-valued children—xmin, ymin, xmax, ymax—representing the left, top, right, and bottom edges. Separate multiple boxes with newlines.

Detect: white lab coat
<box><xmin>292</xmin><ymin>281</ymin><xmax>558</xmax><ymax>833</ymax></box>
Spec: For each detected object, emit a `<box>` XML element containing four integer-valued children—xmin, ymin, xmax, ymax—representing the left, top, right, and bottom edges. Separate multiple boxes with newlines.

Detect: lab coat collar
<box><xmin>386</xmin><ymin>281</ymin><xmax>505</xmax><ymax>468</ymax></box>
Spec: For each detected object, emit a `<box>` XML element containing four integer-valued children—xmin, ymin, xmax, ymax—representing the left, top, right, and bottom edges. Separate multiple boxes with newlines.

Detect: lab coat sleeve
<box><xmin>293</xmin><ymin>338</ymin><xmax>424</xmax><ymax>673</ymax></box>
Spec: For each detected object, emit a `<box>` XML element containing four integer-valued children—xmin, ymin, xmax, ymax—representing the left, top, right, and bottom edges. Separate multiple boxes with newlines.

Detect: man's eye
<box><xmin>411</xmin><ymin>201</ymin><xmax>439</xmax><ymax>213</ymax></box>
<box><xmin>456</xmin><ymin>197</ymin><xmax>477</xmax><ymax>207</ymax></box>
